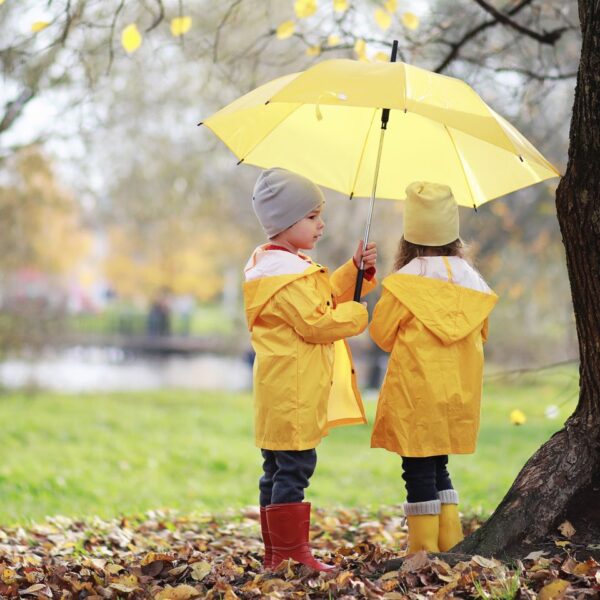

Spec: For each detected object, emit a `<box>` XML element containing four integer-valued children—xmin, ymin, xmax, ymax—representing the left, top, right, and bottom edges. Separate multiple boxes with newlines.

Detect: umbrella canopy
<box><xmin>202</xmin><ymin>59</ymin><xmax>560</xmax><ymax>208</ymax></box>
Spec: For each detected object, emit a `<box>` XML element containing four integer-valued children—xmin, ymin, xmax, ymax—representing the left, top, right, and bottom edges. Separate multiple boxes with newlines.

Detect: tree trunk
<box><xmin>457</xmin><ymin>0</ymin><xmax>600</xmax><ymax>558</ymax></box>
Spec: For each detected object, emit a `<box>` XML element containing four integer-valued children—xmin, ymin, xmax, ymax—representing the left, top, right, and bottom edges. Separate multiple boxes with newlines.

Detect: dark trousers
<box><xmin>259</xmin><ymin>449</ymin><xmax>317</xmax><ymax>507</ymax></box>
<box><xmin>401</xmin><ymin>455</ymin><xmax>454</xmax><ymax>503</ymax></box>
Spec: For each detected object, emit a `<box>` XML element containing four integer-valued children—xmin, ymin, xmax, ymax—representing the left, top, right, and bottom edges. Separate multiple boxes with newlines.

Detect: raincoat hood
<box><xmin>244</xmin><ymin>246</ymin><xmax>321</xmax><ymax>330</ymax></box>
<box><xmin>383</xmin><ymin>274</ymin><xmax>498</xmax><ymax>345</ymax></box>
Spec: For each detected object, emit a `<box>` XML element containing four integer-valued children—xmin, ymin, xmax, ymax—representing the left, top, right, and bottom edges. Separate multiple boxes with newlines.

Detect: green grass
<box><xmin>0</xmin><ymin>365</ymin><xmax>578</xmax><ymax>525</ymax></box>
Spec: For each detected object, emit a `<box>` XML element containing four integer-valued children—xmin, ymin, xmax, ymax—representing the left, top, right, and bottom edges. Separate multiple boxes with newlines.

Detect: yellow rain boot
<box><xmin>403</xmin><ymin>500</ymin><xmax>441</xmax><ymax>553</ymax></box>
<box><xmin>438</xmin><ymin>489</ymin><xmax>464</xmax><ymax>551</ymax></box>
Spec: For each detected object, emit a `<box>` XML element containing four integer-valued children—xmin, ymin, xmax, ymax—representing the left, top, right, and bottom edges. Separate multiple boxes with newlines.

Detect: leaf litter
<box><xmin>0</xmin><ymin>506</ymin><xmax>598</xmax><ymax>598</ymax></box>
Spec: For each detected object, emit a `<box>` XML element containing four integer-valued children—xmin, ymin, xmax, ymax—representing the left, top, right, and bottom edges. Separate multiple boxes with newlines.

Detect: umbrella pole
<box><xmin>353</xmin><ymin>39</ymin><xmax>398</xmax><ymax>302</ymax></box>
<box><xmin>353</xmin><ymin>128</ymin><xmax>386</xmax><ymax>301</ymax></box>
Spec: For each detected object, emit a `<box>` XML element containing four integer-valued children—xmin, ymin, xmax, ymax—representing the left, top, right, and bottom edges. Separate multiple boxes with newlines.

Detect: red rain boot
<box><xmin>260</xmin><ymin>506</ymin><xmax>273</xmax><ymax>569</ymax></box>
<box><xmin>266</xmin><ymin>502</ymin><xmax>335</xmax><ymax>572</ymax></box>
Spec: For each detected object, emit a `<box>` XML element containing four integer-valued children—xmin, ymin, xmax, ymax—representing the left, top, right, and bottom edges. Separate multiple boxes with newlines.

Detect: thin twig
<box><xmin>145</xmin><ymin>0</ymin><xmax>165</xmax><ymax>33</ymax></box>
<box><xmin>106</xmin><ymin>0</ymin><xmax>126</xmax><ymax>75</ymax></box>
<box><xmin>213</xmin><ymin>0</ymin><xmax>243</xmax><ymax>63</ymax></box>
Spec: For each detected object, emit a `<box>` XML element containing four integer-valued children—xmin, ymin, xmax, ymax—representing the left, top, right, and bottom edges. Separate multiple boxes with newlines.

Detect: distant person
<box><xmin>243</xmin><ymin>168</ymin><xmax>377</xmax><ymax>571</ymax></box>
<box><xmin>173</xmin><ymin>294</ymin><xmax>195</xmax><ymax>336</ymax></box>
<box><xmin>147</xmin><ymin>288</ymin><xmax>171</xmax><ymax>336</ymax></box>
<box><xmin>369</xmin><ymin>182</ymin><xmax>498</xmax><ymax>554</ymax></box>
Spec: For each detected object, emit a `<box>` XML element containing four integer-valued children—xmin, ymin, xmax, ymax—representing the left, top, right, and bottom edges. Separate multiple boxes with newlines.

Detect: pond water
<box><xmin>0</xmin><ymin>347</ymin><xmax>254</xmax><ymax>392</ymax></box>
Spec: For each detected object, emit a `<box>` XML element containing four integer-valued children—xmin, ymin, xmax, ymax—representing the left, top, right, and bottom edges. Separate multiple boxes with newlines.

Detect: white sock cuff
<box><xmin>403</xmin><ymin>499</ymin><xmax>441</xmax><ymax>516</ymax></box>
<box><xmin>438</xmin><ymin>489</ymin><xmax>459</xmax><ymax>505</ymax></box>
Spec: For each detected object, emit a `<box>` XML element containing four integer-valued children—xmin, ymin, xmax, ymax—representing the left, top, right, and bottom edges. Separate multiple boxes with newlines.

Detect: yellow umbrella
<box><xmin>202</xmin><ymin>60</ymin><xmax>558</xmax><ymax>205</ymax></box>
<box><xmin>201</xmin><ymin>45</ymin><xmax>560</xmax><ymax>295</ymax></box>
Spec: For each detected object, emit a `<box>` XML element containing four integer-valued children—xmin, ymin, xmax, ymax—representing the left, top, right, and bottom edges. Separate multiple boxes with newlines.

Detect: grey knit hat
<box><xmin>252</xmin><ymin>168</ymin><xmax>325</xmax><ymax>239</ymax></box>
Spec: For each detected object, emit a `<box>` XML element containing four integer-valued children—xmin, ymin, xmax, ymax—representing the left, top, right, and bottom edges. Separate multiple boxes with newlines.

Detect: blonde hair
<box><xmin>393</xmin><ymin>237</ymin><xmax>469</xmax><ymax>272</ymax></box>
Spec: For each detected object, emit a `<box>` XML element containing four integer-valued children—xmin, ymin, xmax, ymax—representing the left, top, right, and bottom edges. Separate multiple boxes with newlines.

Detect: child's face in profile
<box><xmin>277</xmin><ymin>207</ymin><xmax>325</xmax><ymax>252</ymax></box>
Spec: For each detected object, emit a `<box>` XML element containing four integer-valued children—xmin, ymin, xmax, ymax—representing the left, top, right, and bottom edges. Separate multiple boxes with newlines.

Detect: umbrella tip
<box><xmin>473</xmin><ymin>203</ymin><xmax>478</xmax><ymax>213</ymax></box>
<box><xmin>518</xmin><ymin>155</ymin><xmax>524</xmax><ymax>162</ymax></box>
<box><xmin>349</xmin><ymin>192</ymin><xmax>354</xmax><ymax>201</ymax></box>
<box><xmin>197</xmin><ymin>122</ymin><xmax>203</xmax><ymax>126</ymax></box>
<box><xmin>237</xmin><ymin>158</ymin><xmax>245</xmax><ymax>165</ymax></box>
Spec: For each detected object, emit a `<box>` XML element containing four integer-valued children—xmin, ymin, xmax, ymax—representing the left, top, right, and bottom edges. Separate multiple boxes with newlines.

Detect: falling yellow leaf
<box><xmin>374</xmin><ymin>8</ymin><xmax>392</xmax><ymax>30</ymax></box>
<box><xmin>275</xmin><ymin>20</ymin><xmax>295</xmax><ymax>39</ymax></box>
<box><xmin>327</xmin><ymin>34</ymin><xmax>341</xmax><ymax>46</ymax></box>
<box><xmin>333</xmin><ymin>0</ymin><xmax>348</xmax><ymax>12</ymax></box>
<box><xmin>121</xmin><ymin>23</ymin><xmax>142</xmax><ymax>53</ymax></box>
<box><xmin>385</xmin><ymin>0</ymin><xmax>398</xmax><ymax>12</ymax></box>
<box><xmin>374</xmin><ymin>51</ymin><xmax>389</xmax><ymax>62</ymax></box>
<box><xmin>510</xmin><ymin>409</ymin><xmax>526</xmax><ymax>425</ymax></box>
<box><xmin>170</xmin><ymin>16</ymin><xmax>192</xmax><ymax>37</ymax></box>
<box><xmin>306</xmin><ymin>44</ymin><xmax>321</xmax><ymax>57</ymax></box>
<box><xmin>558</xmin><ymin>520</ymin><xmax>576</xmax><ymax>538</ymax></box>
<box><xmin>354</xmin><ymin>38</ymin><xmax>366</xmax><ymax>60</ymax></box>
<box><xmin>402</xmin><ymin>11</ymin><xmax>420</xmax><ymax>30</ymax></box>
<box><xmin>537</xmin><ymin>579</ymin><xmax>569</xmax><ymax>600</ymax></box>
<box><xmin>31</xmin><ymin>21</ymin><xmax>50</xmax><ymax>32</ymax></box>
<box><xmin>295</xmin><ymin>0</ymin><xmax>318</xmax><ymax>18</ymax></box>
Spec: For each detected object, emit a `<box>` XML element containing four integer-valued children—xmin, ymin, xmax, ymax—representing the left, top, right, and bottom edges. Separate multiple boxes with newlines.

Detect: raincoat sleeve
<box><xmin>369</xmin><ymin>289</ymin><xmax>409</xmax><ymax>352</ymax></box>
<box><xmin>329</xmin><ymin>259</ymin><xmax>377</xmax><ymax>303</ymax></box>
<box><xmin>274</xmin><ymin>278</ymin><xmax>368</xmax><ymax>344</ymax></box>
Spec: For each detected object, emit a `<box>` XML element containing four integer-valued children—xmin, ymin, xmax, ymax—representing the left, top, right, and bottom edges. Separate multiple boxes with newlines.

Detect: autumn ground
<box><xmin>0</xmin><ymin>505</ymin><xmax>599</xmax><ymax>599</ymax></box>
<box><xmin>2</xmin><ymin>365</ymin><xmax>598</xmax><ymax>598</ymax></box>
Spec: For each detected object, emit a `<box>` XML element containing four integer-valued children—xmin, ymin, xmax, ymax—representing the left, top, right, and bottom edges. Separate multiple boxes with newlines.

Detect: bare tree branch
<box><xmin>472</xmin><ymin>0</ymin><xmax>570</xmax><ymax>44</ymax></box>
<box><xmin>0</xmin><ymin>88</ymin><xmax>35</xmax><ymax>135</ymax></box>
<box><xmin>434</xmin><ymin>0</ymin><xmax>561</xmax><ymax>73</ymax></box>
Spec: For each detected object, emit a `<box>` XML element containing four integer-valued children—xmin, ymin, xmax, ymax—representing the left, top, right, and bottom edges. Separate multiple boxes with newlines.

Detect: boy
<box><xmin>243</xmin><ymin>168</ymin><xmax>377</xmax><ymax>571</ymax></box>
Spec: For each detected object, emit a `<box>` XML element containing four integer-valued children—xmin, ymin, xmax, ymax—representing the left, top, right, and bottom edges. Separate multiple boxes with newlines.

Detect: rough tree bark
<box><xmin>457</xmin><ymin>0</ymin><xmax>600</xmax><ymax>558</ymax></box>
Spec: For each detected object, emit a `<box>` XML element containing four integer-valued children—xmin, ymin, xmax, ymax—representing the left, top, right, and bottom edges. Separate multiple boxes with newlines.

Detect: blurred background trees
<box><xmin>0</xmin><ymin>0</ymin><xmax>581</xmax><ymax>365</ymax></box>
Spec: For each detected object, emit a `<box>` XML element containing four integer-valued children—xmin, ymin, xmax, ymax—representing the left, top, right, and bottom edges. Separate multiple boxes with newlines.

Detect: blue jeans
<box><xmin>259</xmin><ymin>449</ymin><xmax>317</xmax><ymax>507</ymax></box>
<box><xmin>402</xmin><ymin>455</ymin><xmax>454</xmax><ymax>503</ymax></box>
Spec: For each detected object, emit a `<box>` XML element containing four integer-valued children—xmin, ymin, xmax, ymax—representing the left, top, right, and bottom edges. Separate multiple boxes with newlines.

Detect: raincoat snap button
<box><xmin>326</xmin><ymin>301</ymin><xmax>330</xmax><ymax>306</ymax></box>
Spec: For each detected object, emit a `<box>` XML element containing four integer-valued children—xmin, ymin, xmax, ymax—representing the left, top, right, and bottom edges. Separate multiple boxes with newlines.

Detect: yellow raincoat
<box><xmin>370</xmin><ymin>257</ymin><xmax>498</xmax><ymax>457</ymax></box>
<box><xmin>244</xmin><ymin>246</ymin><xmax>376</xmax><ymax>451</ymax></box>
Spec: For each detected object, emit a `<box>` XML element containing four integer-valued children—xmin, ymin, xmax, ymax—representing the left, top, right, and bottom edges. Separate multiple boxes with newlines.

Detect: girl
<box><xmin>369</xmin><ymin>181</ymin><xmax>498</xmax><ymax>553</ymax></box>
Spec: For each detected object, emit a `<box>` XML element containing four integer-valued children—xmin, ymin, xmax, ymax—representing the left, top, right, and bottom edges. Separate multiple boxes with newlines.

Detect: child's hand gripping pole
<box><xmin>353</xmin><ymin>240</ymin><xmax>377</xmax><ymax>302</ymax></box>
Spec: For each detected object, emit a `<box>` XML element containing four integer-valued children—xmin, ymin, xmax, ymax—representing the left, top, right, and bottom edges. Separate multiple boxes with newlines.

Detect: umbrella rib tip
<box><xmin>197</xmin><ymin>122</ymin><xmax>203</xmax><ymax>126</ymax></box>
<box><xmin>237</xmin><ymin>158</ymin><xmax>245</xmax><ymax>165</ymax></box>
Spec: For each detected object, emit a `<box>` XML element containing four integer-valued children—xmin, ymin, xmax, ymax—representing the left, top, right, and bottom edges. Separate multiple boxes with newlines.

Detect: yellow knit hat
<box><xmin>403</xmin><ymin>181</ymin><xmax>459</xmax><ymax>247</ymax></box>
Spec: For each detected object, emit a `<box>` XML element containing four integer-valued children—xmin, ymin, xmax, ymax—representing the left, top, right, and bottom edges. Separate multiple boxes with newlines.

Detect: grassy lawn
<box><xmin>0</xmin><ymin>365</ymin><xmax>578</xmax><ymax>526</ymax></box>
